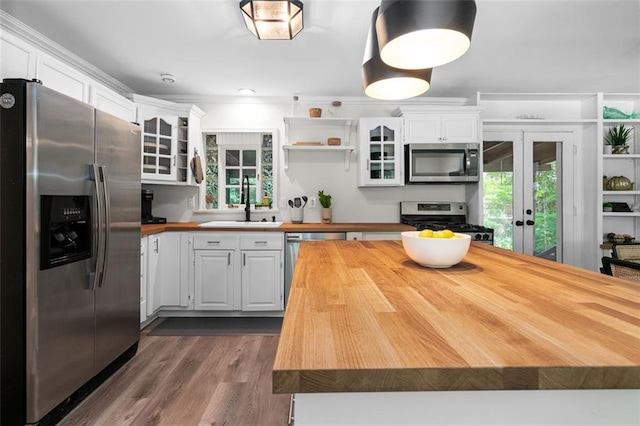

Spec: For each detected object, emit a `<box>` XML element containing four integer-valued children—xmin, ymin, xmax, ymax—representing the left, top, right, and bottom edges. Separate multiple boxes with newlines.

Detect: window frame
<box><xmin>200</xmin><ymin>128</ymin><xmax>279</xmax><ymax>212</ymax></box>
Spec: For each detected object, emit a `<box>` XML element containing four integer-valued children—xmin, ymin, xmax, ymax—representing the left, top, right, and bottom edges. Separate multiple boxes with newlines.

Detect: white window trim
<box><xmin>199</xmin><ymin>128</ymin><xmax>279</xmax><ymax>213</ymax></box>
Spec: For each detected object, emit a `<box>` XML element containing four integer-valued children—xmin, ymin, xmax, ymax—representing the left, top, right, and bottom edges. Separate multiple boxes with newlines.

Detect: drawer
<box><xmin>239</xmin><ymin>233</ymin><xmax>283</xmax><ymax>250</ymax></box>
<box><xmin>193</xmin><ymin>233</ymin><xmax>237</xmax><ymax>250</ymax></box>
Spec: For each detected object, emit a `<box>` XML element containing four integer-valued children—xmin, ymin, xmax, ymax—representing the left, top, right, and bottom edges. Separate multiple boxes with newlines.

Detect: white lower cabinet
<box><xmin>241</xmin><ymin>250</ymin><xmax>283</xmax><ymax>311</ymax></box>
<box><xmin>146</xmin><ymin>234</ymin><xmax>161</xmax><ymax>316</ymax></box>
<box><xmin>145</xmin><ymin>232</ymin><xmax>189</xmax><ymax>318</ymax></box>
<box><xmin>192</xmin><ymin>232</ymin><xmax>284</xmax><ymax>312</ymax></box>
<box><xmin>194</xmin><ymin>249</ymin><xmax>235</xmax><ymax>310</ymax></box>
<box><xmin>140</xmin><ymin>237</ymin><xmax>147</xmax><ymax>324</ymax></box>
<box><xmin>143</xmin><ymin>231</ymin><xmax>284</xmax><ymax>315</ymax></box>
<box><xmin>159</xmin><ymin>232</ymin><xmax>190</xmax><ymax>309</ymax></box>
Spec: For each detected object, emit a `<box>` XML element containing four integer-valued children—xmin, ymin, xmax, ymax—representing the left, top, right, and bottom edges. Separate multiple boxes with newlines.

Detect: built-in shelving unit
<box><xmin>282</xmin><ymin>117</ymin><xmax>358</xmax><ymax>171</ymax></box>
<box><xmin>282</xmin><ymin>145</ymin><xmax>354</xmax><ymax>171</ymax></box>
<box><xmin>599</xmin><ymin>93</ymin><xmax>640</xmax><ymax>260</ymax></box>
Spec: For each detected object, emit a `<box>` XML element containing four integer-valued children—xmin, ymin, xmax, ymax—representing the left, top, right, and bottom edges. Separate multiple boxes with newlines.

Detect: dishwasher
<box><xmin>284</xmin><ymin>232</ymin><xmax>346</xmax><ymax>307</ymax></box>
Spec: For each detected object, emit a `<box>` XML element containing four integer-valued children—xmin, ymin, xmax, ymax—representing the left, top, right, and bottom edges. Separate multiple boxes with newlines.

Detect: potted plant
<box><xmin>205</xmin><ymin>193</ymin><xmax>214</xmax><ymax>209</ymax></box>
<box><xmin>605</xmin><ymin>124</ymin><xmax>633</xmax><ymax>154</ymax></box>
<box><xmin>318</xmin><ymin>190</ymin><xmax>332</xmax><ymax>224</ymax></box>
<box><xmin>603</xmin><ymin>202</ymin><xmax>613</xmax><ymax>212</ymax></box>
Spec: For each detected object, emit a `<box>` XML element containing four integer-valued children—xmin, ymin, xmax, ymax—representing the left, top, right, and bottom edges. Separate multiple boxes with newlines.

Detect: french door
<box><xmin>483</xmin><ymin>131</ymin><xmax>575</xmax><ymax>263</ymax></box>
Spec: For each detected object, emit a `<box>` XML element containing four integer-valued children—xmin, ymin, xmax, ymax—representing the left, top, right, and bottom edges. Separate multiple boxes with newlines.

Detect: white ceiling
<box><xmin>2</xmin><ymin>0</ymin><xmax>639</xmax><ymax>102</ymax></box>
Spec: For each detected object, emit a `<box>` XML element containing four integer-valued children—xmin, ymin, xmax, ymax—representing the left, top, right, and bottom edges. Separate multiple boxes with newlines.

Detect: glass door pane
<box><xmin>528</xmin><ymin>140</ymin><xmax>562</xmax><ymax>261</ymax></box>
<box><xmin>483</xmin><ymin>139</ymin><xmax>515</xmax><ymax>250</ymax></box>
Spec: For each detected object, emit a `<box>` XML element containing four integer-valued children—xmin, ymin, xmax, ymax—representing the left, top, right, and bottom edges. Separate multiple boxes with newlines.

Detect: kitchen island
<box><xmin>273</xmin><ymin>240</ymin><xmax>640</xmax><ymax>425</ymax></box>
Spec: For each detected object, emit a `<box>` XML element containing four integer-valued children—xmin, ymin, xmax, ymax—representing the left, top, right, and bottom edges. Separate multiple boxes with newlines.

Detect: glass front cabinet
<box><xmin>140</xmin><ymin>114</ymin><xmax>178</xmax><ymax>181</ymax></box>
<box><xmin>358</xmin><ymin>118</ymin><xmax>404</xmax><ymax>186</ymax></box>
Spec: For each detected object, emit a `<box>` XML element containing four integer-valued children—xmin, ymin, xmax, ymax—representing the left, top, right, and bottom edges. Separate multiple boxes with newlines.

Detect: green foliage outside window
<box><xmin>204</xmin><ymin>133</ymin><xmax>273</xmax><ymax>209</ymax></box>
<box><xmin>483</xmin><ymin>163</ymin><xmax>558</xmax><ymax>256</ymax></box>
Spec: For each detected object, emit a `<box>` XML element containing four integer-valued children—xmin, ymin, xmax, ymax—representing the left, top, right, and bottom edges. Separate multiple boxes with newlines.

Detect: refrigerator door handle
<box><xmin>90</xmin><ymin>163</ymin><xmax>105</xmax><ymax>290</ymax></box>
<box><xmin>98</xmin><ymin>165</ymin><xmax>111</xmax><ymax>287</ymax></box>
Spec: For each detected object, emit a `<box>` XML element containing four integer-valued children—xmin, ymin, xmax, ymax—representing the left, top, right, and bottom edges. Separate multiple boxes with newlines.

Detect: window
<box><xmin>204</xmin><ymin>131</ymin><xmax>275</xmax><ymax>210</ymax></box>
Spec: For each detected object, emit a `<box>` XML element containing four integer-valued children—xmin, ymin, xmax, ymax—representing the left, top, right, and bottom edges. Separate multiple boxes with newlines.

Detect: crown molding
<box><xmin>150</xmin><ymin>94</ymin><xmax>471</xmax><ymax>106</ymax></box>
<box><xmin>0</xmin><ymin>10</ymin><xmax>133</xmax><ymax>96</ymax></box>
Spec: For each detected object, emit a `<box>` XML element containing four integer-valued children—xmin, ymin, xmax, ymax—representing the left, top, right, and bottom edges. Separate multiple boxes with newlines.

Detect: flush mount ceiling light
<box><xmin>363</xmin><ymin>7</ymin><xmax>431</xmax><ymax>100</ymax></box>
<box><xmin>376</xmin><ymin>0</ymin><xmax>477</xmax><ymax>70</ymax></box>
<box><xmin>238</xmin><ymin>88</ymin><xmax>256</xmax><ymax>95</ymax></box>
<box><xmin>239</xmin><ymin>0</ymin><xmax>303</xmax><ymax>40</ymax></box>
<box><xmin>160</xmin><ymin>73</ymin><xmax>176</xmax><ymax>84</ymax></box>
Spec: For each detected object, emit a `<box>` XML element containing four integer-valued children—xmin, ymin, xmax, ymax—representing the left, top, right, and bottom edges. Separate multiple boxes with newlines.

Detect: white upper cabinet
<box><xmin>35</xmin><ymin>53</ymin><xmax>90</xmax><ymax>102</ymax></box>
<box><xmin>0</xmin><ymin>31</ymin><xmax>36</xmax><ymax>80</ymax></box>
<box><xmin>134</xmin><ymin>95</ymin><xmax>204</xmax><ymax>185</ymax></box>
<box><xmin>89</xmin><ymin>84</ymin><xmax>136</xmax><ymax>122</ymax></box>
<box><xmin>358</xmin><ymin>118</ymin><xmax>404</xmax><ymax>186</ymax></box>
<box><xmin>1</xmin><ymin>21</ymin><xmax>135</xmax><ymax>122</ymax></box>
<box><xmin>395</xmin><ymin>106</ymin><xmax>481</xmax><ymax>144</ymax></box>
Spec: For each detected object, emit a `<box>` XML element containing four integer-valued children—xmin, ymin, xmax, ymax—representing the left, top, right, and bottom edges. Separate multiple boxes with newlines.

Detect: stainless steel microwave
<box><xmin>405</xmin><ymin>143</ymin><xmax>480</xmax><ymax>183</ymax></box>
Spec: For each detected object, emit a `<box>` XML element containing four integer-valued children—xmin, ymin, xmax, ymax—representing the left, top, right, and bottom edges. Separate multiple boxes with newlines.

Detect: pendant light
<box><xmin>362</xmin><ymin>7</ymin><xmax>432</xmax><ymax>100</ymax></box>
<box><xmin>239</xmin><ymin>0</ymin><xmax>304</xmax><ymax>40</ymax></box>
<box><xmin>376</xmin><ymin>0</ymin><xmax>477</xmax><ymax>70</ymax></box>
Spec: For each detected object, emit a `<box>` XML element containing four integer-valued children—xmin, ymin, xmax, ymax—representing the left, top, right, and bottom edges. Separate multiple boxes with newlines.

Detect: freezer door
<box><xmin>94</xmin><ymin>110</ymin><xmax>141</xmax><ymax>373</ymax></box>
<box><xmin>27</xmin><ymin>84</ymin><xmax>97</xmax><ymax>423</ymax></box>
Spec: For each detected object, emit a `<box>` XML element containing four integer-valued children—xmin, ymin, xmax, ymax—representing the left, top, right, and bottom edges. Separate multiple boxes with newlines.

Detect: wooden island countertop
<box><xmin>273</xmin><ymin>240</ymin><xmax>640</xmax><ymax>394</ymax></box>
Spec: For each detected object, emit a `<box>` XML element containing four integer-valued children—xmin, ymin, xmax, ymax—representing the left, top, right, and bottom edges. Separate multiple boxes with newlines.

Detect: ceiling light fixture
<box><xmin>362</xmin><ymin>7</ymin><xmax>431</xmax><ymax>100</ymax></box>
<box><xmin>239</xmin><ymin>0</ymin><xmax>303</xmax><ymax>40</ymax></box>
<box><xmin>376</xmin><ymin>0</ymin><xmax>477</xmax><ymax>70</ymax></box>
<box><xmin>238</xmin><ymin>88</ymin><xmax>256</xmax><ymax>95</ymax></box>
<box><xmin>160</xmin><ymin>73</ymin><xmax>176</xmax><ymax>84</ymax></box>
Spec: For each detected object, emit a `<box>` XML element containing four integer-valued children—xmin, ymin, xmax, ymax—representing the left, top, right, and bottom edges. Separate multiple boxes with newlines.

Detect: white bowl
<box><xmin>401</xmin><ymin>231</ymin><xmax>471</xmax><ymax>268</ymax></box>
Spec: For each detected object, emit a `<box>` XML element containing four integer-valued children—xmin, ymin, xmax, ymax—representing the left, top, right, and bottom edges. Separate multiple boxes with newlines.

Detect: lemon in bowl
<box><xmin>401</xmin><ymin>230</ymin><xmax>471</xmax><ymax>268</ymax></box>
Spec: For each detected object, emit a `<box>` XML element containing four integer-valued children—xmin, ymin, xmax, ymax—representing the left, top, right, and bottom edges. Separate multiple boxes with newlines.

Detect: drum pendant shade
<box><xmin>376</xmin><ymin>0</ymin><xmax>476</xmax><ymax>70</ymax></box>
<box><xmin>362</xmin><ymin>7</ymin><xmax>432</xmax><ymax>100</ymax></box>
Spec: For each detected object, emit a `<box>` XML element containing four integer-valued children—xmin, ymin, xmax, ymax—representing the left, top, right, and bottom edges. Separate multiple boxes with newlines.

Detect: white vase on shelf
<box><xmin>603</xmin><ymin>145</ymin><xmax>613</xmax><ymax>155</ymax></box>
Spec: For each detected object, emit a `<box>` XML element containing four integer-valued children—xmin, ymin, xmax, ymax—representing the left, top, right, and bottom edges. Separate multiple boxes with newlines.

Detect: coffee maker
<box><xmin>141</xmin><ymin>189</ymin><xmax>167</xmax><ymax>224</ymax></box>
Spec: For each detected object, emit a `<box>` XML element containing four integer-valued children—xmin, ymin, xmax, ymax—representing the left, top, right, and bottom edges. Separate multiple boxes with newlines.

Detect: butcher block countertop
<box><xmin>140</xmin><ymin>222</ymin><xmax>414</xmax><ymax>236</ymax></box>
<box><xmin>272</xmin><ymin>240</ymin><xmax>640</xmax><ymax>394</ymax></box>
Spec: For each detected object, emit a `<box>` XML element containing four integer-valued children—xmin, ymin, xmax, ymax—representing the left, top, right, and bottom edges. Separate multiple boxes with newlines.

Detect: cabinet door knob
<box><xmin>526</xmin><ymin>220</ymin><xmax>535</xmax><ymax>226</ymax></box>
<box><xmin>515</xmin><ymin>220</ymin><xmax>524</xmax><ymax>226</ymax></box>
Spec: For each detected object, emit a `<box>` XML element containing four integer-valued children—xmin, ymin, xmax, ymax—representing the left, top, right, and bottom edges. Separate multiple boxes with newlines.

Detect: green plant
<box><xmin>318</xmin><ymin>190</ymin><xmax>332</xmax><ymax>208</ymax></box>
<box><xmin>603</xmin><ymin>202</ymin><xmax>613</xmax><ymax>208</ymax></box>
<box><xmin>605</xmin><ymin>125</ymin><xmax>633</xmax><ymax>146</ymax></box>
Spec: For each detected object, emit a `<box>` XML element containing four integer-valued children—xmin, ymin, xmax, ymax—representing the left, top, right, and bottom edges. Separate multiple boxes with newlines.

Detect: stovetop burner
<box><xmin>406</xmin><ymin>221</ymin><xmax>492</xmax><ymax>233</ymax></box>
<box><xmin>400</xmin><ymin>201</ymin><xmax>494</xmax><ymax>244</ymax></box>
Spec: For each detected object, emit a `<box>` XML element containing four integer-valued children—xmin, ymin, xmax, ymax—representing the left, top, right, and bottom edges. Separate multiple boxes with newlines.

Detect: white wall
<box><xmin>167</xmin><ymin>99</ymin><xmax>469</xmax><ymax>224</ymax></box>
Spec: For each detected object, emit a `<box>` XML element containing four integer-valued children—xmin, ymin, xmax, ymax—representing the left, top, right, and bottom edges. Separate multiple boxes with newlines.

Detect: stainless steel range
<box><xmin>400</xmin><ymin>201</ymin><xmax>494</xmax><ymax>245</ymax></box>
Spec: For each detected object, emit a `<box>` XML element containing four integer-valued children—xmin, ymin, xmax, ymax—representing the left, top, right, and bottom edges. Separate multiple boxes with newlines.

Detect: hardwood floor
<box><xmin>59</xmin><ymin>319</ymin><xmax>291</xmax><ymax>426</ymax></box>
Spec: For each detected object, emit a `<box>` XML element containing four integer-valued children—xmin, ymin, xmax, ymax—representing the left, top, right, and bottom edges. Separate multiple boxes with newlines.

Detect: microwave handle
<box><xmin>466</xmin><ymin>150</ymin><xmax>478</xmax><ymax>176</ymax></box>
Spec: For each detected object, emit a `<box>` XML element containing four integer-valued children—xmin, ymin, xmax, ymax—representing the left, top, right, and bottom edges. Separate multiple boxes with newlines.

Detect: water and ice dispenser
<box><xmin>40</xmin><ymin>195</ymin><xmax>92</xmax><ymax>270</ymax></box>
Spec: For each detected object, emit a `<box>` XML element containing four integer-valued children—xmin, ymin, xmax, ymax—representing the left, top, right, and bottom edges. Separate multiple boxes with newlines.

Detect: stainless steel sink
<box><xmin>198</xmin><ymin>220</ymin><xmax>283</xmax><ymax>228</ymax></box>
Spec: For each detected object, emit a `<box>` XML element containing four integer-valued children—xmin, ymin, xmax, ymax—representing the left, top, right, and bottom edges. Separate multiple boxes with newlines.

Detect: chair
<box><xmin>611</xmin><ymin>243</ymin><xmax>640</xmax><ymax>262</ymax></box>
<box><xmin>601</xmin><ymin>256</ymin><xmax>640</xmax><ymax>284</ymax></box>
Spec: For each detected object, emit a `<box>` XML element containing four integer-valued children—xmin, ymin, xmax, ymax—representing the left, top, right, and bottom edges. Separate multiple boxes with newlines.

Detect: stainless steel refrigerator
<box><xmin>0</xmin><ymin>79</ymin><xmax>141</xmax><ymax>424</ymax></box>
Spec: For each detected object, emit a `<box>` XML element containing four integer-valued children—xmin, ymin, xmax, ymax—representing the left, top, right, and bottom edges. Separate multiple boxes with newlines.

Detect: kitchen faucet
<box><xmin>242</xmin><ymin>174</ymin><xmax>251</xmax><ymax>222</ymax></box>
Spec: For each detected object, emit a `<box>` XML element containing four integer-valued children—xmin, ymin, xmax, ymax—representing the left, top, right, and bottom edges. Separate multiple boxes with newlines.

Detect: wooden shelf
<box><xmin>603</xmin><ymin>154</ymin><xmax>640</xmax><ymax>159</ymax></box>
<box><xmin>602</xmin><ymin>212</ymin><xmax>640</xmax><ymax>217</ymax></box>
<box><xmin>282</xmin><ymin>145</ymin><xmax>354</xmax><ymax>171</ymax></box>
<box><xmin>603</xmin><ymin>190</ymin><xmax>640</xmax><ymax>195</ymax></box>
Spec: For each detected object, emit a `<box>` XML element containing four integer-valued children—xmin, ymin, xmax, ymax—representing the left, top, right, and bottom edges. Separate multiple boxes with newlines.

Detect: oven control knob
<box><xmin>482</xmin><ymin>234</ymin><xmax>490</xmax><ymax>241</ymax></box>
<box><xmin>474</xmin><ymin>233</ymin><xmax>482</xmax><ymax>240</ymax></box>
